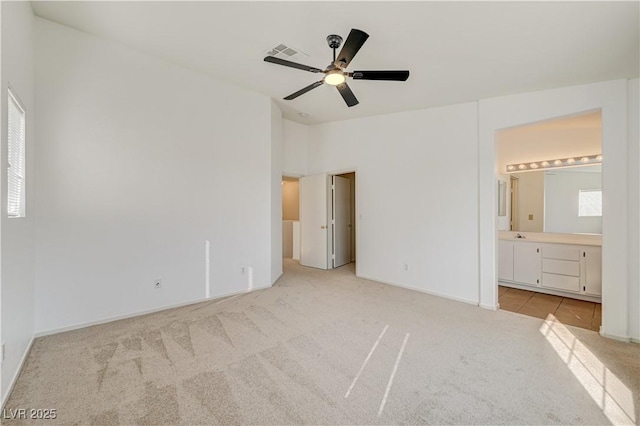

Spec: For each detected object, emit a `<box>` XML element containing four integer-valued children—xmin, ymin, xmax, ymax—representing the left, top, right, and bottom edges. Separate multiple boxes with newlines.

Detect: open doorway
<box><xmin>495</xmin><ymin>110</ymin><xmax>603</xmax><ymax>331</ymax></box>
<box><xmin>298</xmin><ymin>171</ymin><xmax>356</xmax><ymax>271</ymax></box>
<box><xmin>282</xmin><ymin>176</ymin><xmax>300</xmax><ymax>261</ymax></box>
<box><xmin>333</xmin><ymin>172</ymin><xmax>356</xmax><ymax>269</ymax></box>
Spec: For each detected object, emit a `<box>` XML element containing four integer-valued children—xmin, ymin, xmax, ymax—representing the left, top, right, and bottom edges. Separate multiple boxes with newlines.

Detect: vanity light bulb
<box><xmin>529</xmin><ymin>163</ymin><xmax>538</xmax><ymax>169</ymax></box>
<box><xmin>581</xmin><ymin>157</ymin><xmax>590</xmax><ymax>163</ymax></box>
<box><xmin>596</xmin><ymin>155</ymin><xmax>603</xmax><ymax>161</ymax></box>
<box><xmin>554</xmin><ymin>160</ymin><xmax>563</xmax><ymax>166</ymax></box>
<box><xmin>541</xmin><ymin>161</ymin><xmax>550</xmax><ymax>167</ymax></box>
<box><xmin>507</xmin><ymin>165</ymin><xmax>516</xmax><ymax>171</ymax></box>
<box><xmin>518</xmin><ymin>164</ymin><xmax>527</xmax><ymax>170</ymax></box>
<box><xmin>566</xmin><ymin>158</ymin><xmax>576</xmax><ymax>164</ymax></box>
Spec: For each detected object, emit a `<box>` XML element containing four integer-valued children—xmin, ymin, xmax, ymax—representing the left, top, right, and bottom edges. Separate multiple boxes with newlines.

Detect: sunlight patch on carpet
<box><xmin>540</xmin><ymin>314</ymin><xmax>635</xmax><ymax>425</ymax></box>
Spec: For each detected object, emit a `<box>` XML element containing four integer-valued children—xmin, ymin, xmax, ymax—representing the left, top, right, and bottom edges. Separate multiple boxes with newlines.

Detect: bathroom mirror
<box><xmin>505</xmin><ymin>164</ymin><xmax>601</xmax><ymax>234</ymax></box>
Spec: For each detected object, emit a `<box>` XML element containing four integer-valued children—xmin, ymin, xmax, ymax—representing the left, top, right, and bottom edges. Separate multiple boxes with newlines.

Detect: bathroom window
<box><xmin>8</xmin><ymin>88</ymin><xmax>26</xmax><ymax>218</ymax></box>
<box><xmin>578</xmin><ymin>189</ymin><xmax>602</xmax><ymax>217</ymax></box>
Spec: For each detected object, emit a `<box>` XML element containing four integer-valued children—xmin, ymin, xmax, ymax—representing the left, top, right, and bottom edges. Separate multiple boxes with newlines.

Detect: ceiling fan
<box><xmin>264</xmin><ymin>29</ymin><xmax>410</xmax><ymax>107</ymax></box>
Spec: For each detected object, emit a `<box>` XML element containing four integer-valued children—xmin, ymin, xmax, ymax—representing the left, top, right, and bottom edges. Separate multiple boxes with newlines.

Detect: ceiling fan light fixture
<box><xmin>324</xmin><ymin>70</ymin><xmax>346</xmax><ymax>86</ymax></box>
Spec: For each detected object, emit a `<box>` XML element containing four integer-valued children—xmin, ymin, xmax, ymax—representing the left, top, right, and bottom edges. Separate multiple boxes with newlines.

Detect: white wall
<box><xmin>544</xmin><ymin>170</ymin><xmax>602</xmax><ymax>234</ymax></box>
<box><xmin>628</xmin><ymin>78</ymin><xmax>639</xmax><ymax>341</ymax></box>
<box><xmin>283</xmin><ymin>119</ymin><xmax>309</xmax><ymax>177</ymax></box>
<box><xmin>33</xmin><ymin>18</ymin><xmax>275</xmax><ymax>334</ymax></box>
<box><xmin>1</xmin><ymin>1</ymin><xmax>36</xmax><ymax>405</ymax></box>
<box><xmin>270</xmin><ymin>102</ymin><xmax>283</xmax><ymax>284</ymax></box>
<box><xmin>496</xmin><ymin>112</ymin><xmax>601</xmax><ymax>173</ymax></box>
<box><xmin>479</xmin><ymin>79</ymin><xmax>633</xmax><ymax>340</ymax></box>
<box><xmin>308</xmin><ymin>103</ymin><xmax>479</xmax><ymax>304</ymax></box>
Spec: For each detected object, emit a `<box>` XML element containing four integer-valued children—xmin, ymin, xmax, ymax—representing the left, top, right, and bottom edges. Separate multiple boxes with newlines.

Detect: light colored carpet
<box><xmin>4</xmin><ymin>259</ymin><xmax>639</xmax><ymax>425</ymax></box>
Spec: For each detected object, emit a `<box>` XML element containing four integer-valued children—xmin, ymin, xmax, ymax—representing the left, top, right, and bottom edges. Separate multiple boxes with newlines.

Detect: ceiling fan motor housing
<box><xmin>326</xmin><ymin>34</ymin><xmax>343</xmax><ymax>49</ymax></box>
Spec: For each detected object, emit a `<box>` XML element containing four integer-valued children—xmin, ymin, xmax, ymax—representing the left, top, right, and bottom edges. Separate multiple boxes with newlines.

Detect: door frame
<box><xmin>327</xmin><ymin>168</ymin><xmax>358</xmax><ymax>274</ymax></box>
<box><xmin>510</xmin><ymin>175</ymin><xmax>519</xmax><ymax>231</ymax></box>
<box><xmin>478</xmin><ymin>79</ymin><xmax>628</xmax><ymax>340</ymax></box>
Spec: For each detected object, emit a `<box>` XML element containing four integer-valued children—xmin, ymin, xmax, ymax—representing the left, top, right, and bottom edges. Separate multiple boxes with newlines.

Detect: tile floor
<box><xmin>498</xmin><ymin>285</ymin><xmax>601</xmax><ymax>331</ymax></box>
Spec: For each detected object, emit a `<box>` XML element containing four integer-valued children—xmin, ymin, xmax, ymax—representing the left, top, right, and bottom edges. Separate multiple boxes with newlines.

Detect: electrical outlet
<box><xmin>153</xmin><ymin>279</ymin><xmax>162</xmax><ymax>289</ymax></box>
<box><xmin>241</xmin><ymin>267</ymin><xmax>246</xmax><ymax>274</ymax></box>
<box><xmin>404</xmin><ymin>263</ymin><xmax>409</xmax><ymax>271</ymax></box>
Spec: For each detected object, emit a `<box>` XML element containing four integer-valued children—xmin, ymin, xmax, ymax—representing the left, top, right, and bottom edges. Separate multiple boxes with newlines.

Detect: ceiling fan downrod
<box><xmin>326</xmin><ymin>34</ymin><xmax>343</xmax><ymax>64</ymax></box>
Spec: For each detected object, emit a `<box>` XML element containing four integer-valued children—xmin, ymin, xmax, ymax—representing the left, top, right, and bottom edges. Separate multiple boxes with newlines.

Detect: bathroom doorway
<box><xmin>495</xmin><ymin>110</ymin><xmax>603</xmax><ymax>331</ymax></box>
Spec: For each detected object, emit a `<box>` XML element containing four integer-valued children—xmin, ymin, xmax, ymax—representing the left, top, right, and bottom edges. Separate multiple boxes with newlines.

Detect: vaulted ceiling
<box><xmin>31</xmin><ymin>1</ymin><xmax>639</xmax><ymax>124</ymax></box>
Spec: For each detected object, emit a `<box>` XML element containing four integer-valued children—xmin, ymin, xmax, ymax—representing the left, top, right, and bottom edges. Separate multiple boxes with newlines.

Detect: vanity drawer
<box><xmin>542</xmin><ymin>244</ymin><xmax>580</xmax><ymax>261</ymax></box>
<box><xmin>542</xmin><ymin>273</ymin><xmax>580</xmax><ymax>292</ymax></box>
<box><xmin>542</xmin><ymin>259</ymin><xmax>580</xmax><ymax>276</ymax></box>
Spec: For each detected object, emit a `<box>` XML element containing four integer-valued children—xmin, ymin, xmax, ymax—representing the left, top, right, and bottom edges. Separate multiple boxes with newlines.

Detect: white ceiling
<box><xmin>31</xmin><ymin>1</ymin><xmax>639</xmax><ymax>125</ymax></box>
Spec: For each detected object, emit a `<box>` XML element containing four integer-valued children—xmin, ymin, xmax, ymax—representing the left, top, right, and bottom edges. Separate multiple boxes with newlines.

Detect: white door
<box><xmin>332</xmin><ymin>176</ymin><xmax>351</xmax><ymax>268</ymax></box>
<box><xmin>300</xmin><ymin>174</ymin><xmax>330</xmax><ymax>269</ymax></box>
<box><xmin>583</xmin><ymin>247</ymin><xmax>602</xmax><ymax>296</ymax></box>
<box><xmin>513</xmin><ymin>243</ymin><xmax>541</xmax><ymax>285</ymax></box>
<box><xmin>498</xmin><ymin>241</ymin><xmax>514</xmax><ymax>281</ymax></box>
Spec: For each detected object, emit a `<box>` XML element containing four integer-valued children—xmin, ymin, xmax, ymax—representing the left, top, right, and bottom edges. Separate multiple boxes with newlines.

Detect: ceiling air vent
<box><xmin>265</xmin><ymin>43</ymin><xmax>309</xmax><ymax>62</ymax></box>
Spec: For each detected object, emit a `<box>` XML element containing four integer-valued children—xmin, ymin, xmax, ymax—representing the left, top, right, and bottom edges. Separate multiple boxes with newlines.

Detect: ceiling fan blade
<box><xmin>334</xmin><ymin>29</ymin><xmax>369</xmax><ymax>69</ymax></box>
<box><xmin>351</xmin><ymin>70</ymin><xmax>410</xmax><ymax>81</ymax></box>
<box><xmin>264</xmin><ymin>56</ymin><xmax>324</xmax><ymax>73</ymax></box>
<box><xmin>284</xmin><ymin>80</ymin><xmax>324</xmax><ymax>100</ymax></box>
<box><xmin>336</xmin><ymin>82</ymin><xmax>359</xmax><ymax>107</ymax></box>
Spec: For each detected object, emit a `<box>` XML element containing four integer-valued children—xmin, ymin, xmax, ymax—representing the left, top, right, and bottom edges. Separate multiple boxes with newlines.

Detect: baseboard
<box><xmin>631</xmin><ymin>337</ymin><xmax>640</xmax><ymax>344</ymax></box>
<box><xmin>599</xmin><ymin>330</ymin><xmax>632</xmax><ymax>343</ymax></box>
<box><xmin>1</xmin><ymin>336</ymin><xmax>34</xmax><ymax>410</ymax></box>
<box><xmin>35</xmin><ymin>283</ymin><xmax>272</xmax><ymax>338</ymax></box>
<box><xmin>480</xmin><ymin>303</ymin><xmax>499</xmax><ymax>311</ymax></box>
<box><xmin>356</xmin><ymin>273</ymin><xmax>479</xmax><ymax>306</ymax></box>
<box><xmin>271</xmin><ymin>272</ymin><xmax>283</xmax><ymax>286</ymax></box>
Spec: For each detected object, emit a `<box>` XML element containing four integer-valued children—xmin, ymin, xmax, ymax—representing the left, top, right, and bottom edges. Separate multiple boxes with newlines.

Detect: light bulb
<box><xmin>507</xmin><ymin>165</ymin><xmax>516</xmax><ymax>171</ymax></box>
<box><xmin>566</xmin><ymin>158</ymin><xmax>575</xmax><ymax>164</ymax></box>
<box><xmin>581</xmin><ymin>157</ymin><xmax>590</xmax><ymax>163</ymax></box>
<box><xmin>324</xmin><ymin>71</ymin><xmax>346</xmax><ymax>86</ymax></box>
<box><xmin>518</xmin><ymin>164</ymin><xmax>527</xmax><ymax>170</ymax></box>
<box><xmin>529</xmin><ymin>163</ymin><xmax>538</xmax><ymax>169</ymax></box>
<box><xmin>554</xmin><ymin>160</ymin><xmax>563</xmax><ymax>166</ymax></box>
<box><xmin>596</xmin><ymin>155</ymin><xmax>603</xmax><ymax>161</ymax></box>
<box><xmin>541</xmin><ymin>161</ymin><xmax>550</xmax><ymax>167</ymax></box>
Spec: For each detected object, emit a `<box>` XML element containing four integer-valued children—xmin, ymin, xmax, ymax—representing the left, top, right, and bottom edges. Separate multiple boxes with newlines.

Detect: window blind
<box><xmin>8</xmin><ymin>89</ymin><xmax>26</xmax><ymax>218</ymax></box>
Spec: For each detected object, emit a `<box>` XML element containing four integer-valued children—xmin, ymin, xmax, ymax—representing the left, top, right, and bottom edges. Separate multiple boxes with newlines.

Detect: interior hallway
<box><xmin>5</xmin><ymin>260</ymin><xmax>638</xmax><ymax>425</ymax></box>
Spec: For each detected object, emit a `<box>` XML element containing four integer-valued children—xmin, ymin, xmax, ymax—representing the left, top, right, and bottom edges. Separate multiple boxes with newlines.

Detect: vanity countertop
<box><xmin>498</xmin><ymin>231</ymin><xmax>602</xmax><ymax>246</ymax></box>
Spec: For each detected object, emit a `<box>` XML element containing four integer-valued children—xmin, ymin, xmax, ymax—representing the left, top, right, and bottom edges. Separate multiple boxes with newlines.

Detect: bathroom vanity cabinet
<box><xmin>498</xmin><ymin>236</ymin><xmax>601</xmax><ymax>301</ymax></box>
